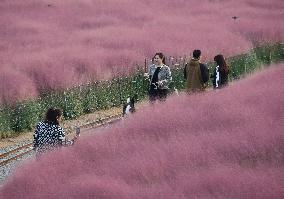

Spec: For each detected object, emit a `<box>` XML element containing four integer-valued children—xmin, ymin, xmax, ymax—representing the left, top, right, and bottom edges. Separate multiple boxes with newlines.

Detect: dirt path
<box><xmin>0</xmin><ymin>100</ymin><xmax>150</xmax><ymax>149</ymax></box>
<box><xmin>0</xmin><ymin>107</ymin><xmax>122</xmax><ymax>149</ymax></box>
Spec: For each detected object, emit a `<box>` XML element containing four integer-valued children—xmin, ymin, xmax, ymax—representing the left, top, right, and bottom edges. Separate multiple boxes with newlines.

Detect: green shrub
<box><xmin>270</xmin><ymin>42</ymin><xmax>284</xmax><ymax>63</ymax></box>
<box><xmin>254</xmin><ymin>44</ymin><xmax>273</xmax><ymax>65</ymax></box>
<box><xmin>81</xmin><ymin>83</ymin><xmax>97</xmax><ymax>113</ymax></box>
<box><xmin>0</xmin><ymin>106</ymin><xmax>12</xmax><ymax>138</ymax></box>
<box><xmin>10</xmin><ymin>101</ymin><xmax>41</xmax><ymax>133</ymax></box>
<box><xmin>108</xmin><ymin>78</ymin><xmax>123</xmax><ymax>107</ymax></box>
<box><xmin>170</xmin><ymin>66</ymin><xmax>185</xmax><ymax>90</ymax></box>
<box><xmin>132</xmin><ymin>72</ymin><xmax>149</xmax><ymax>100</ymax></box>
<box><xmin>243</xmin><ymin>50</ymin><xmax>260</xmax><ymax>73</ymax></box>
<box><xmin>0</xmin><ymin>43</ymin><xmax>283</xmax><ymax>136</ymax></box>
<box><xmin>228</xmin><ymin>51</ymin><xmax>260</xmax><ymax>80</ymax></box>
<box><xmin>39</xmin><ymin>91</ymin><xmax>63</xmax><ymax>112</ymax></box>
<box><xmin>61</xmin><ymin>89</ymin><xmax>84</xmax><ymax>119</ymax></box>
<box><xmin>120</xmin><ymin>76</ymin><xmax>137</xmax><ymax>102</ymax></box>
<box><xmin>94</xmin><ymin>81</ymin><xmax>112</xmax><ymax>110</ymax></box>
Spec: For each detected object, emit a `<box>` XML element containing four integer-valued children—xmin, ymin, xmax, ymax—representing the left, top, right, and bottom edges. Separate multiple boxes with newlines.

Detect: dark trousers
<box><xmin>149</xmin><ymin>89</ymin><xmax>168</xmax><ymax>102</ymax></box>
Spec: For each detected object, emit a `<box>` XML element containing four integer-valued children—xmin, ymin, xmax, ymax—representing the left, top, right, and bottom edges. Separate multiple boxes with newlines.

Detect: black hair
<box><xmin>44</xmin><ymin>108</ymin><xmax>62</xmax><ymax>125</ymax></box>
<box><xmin>130</xmin><ymin>94</ymin><xmax>138</xmax><ymax>105</ymax></box>
<box><xmin>193</xmin><ymin>49</ymin><xmax>201</xmax><ymax>59</ymax></box>
<box><xmin>214</xmin><ymin>54</ymin><xmax>229</xmax><ymax>73</ymax></box>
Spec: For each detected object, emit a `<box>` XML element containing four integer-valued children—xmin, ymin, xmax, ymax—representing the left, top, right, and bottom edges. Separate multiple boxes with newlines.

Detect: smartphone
<box><xmin>143</xmin><ymin>72</ymin><xmax>149</xmax><ymax>77</ymax></box>
<box><xmin>75</xmin><ymin>127</ymin><xmax>81</xmax><ymax>136</ymax></box>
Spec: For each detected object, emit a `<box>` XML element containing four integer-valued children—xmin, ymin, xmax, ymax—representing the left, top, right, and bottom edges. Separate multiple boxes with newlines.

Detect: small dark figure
<box><xmin>232</xmin><ymin>16</ymin><xmax>239</xmax><ymax>20</ymax></box>
<box><xmin>122</xmin><ymin>95</ymin><xmax>137</xmax><ymax>116</ymax></box>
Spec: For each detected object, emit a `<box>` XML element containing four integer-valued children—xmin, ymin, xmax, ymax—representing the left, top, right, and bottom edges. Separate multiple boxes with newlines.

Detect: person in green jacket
<box><xmin>184</xmin><ymin>49</ymin><xmax>209</xmax><ymax>93</ymax></box>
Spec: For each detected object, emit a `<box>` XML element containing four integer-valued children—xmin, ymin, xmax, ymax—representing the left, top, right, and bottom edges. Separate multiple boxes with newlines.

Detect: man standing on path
<box><xmin>184</xmin><ymin>49</ymin><xmax>209</xmax><ymax>93</ymax></box>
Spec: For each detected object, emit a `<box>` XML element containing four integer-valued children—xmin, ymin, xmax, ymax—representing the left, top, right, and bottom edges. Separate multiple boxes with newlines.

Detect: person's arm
<box><xmin>200</xmin><ymin>63</ymin><xmax>209</xmax><ymax>83</ymax></box>
<box><xmin>184</xmin><ymin>64</ymin><xmax>187</xmax><ymax>79</ymax></box>
<box><xmin>158</xmin><ymin>66</ymin><xmax>172</xmax><ymax>88</ymax></box>
<box><xmin>211</xmin><ymin>67</ymin><xmax>218</xmax><ymax>88</ymax></box>
<box><xmin>58</xmin><ymin>127</ymin><xmax>75</xmax><ymax>146</ymax></box>
<box><xmin>33</xmin><ymin>123</ymin><xmax>40</xmax><ymax>150</ymax></box>
<box><xmin>148</xmin><ymin>65</ymin><xmax>153</xmax><ymax>82</ymax></box>
<box><xmin>122</xmin><ymin>103</ymin><xmax>127</xmax><ymax>116</ymax></box>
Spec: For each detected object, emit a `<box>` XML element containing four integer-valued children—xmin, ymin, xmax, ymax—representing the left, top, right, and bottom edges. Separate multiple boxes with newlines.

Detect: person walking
<box><xmin>211</xmin><ymin>54</ymin><xmax>230</xmax><ymax>89</ymax></box>
<box><xmin>145</xmin><ymin>52</ymin><xmax>172</xmax><ymax>102</ymax></box>
<box><xmin>184</xmin><ymin>49</ymin><xmax>209</xmax><ymax>93</ymax></box>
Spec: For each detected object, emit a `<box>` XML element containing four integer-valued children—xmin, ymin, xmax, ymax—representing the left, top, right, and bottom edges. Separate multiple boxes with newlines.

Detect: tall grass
<box><xmin>0</xmin><ymin>43</ymin><xmax>283</xmax><ymax>138</ymax></box>
<box><xmin>1</xmin><ymin>64</ymin><xmax>283</xmax><ymax>199</ymax></box>
<box><xmin>0</xmin><ymin>0</ymin><xmax>284</xmax><ymax>102</ymax></box>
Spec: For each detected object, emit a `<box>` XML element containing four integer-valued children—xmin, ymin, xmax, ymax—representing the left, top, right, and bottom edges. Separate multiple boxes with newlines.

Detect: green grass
<box><xmin>0</xmin><ymin>42</ymin><xmax>283</xmax><ymax>138</ymax></box>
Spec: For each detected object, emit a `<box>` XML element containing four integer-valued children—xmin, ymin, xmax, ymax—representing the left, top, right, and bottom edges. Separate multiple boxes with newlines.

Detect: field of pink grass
<box><xmin>1</xmin><ymin>64</ymin><xmax>283</xmax><ymax>199</ymax></box>
<box><xmin>1</xmin><ymin>0</ymin><xmax>284</xmax><ymax>103</ymax></box>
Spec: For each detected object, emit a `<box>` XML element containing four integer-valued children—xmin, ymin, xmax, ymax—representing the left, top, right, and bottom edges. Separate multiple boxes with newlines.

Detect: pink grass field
<box><xmin>1</xmin><ymin>0</ymin><xmax>284</xmax><ymax>103</ymax></box>
<box><xmin>1</xmin><ymin>64</ymin><xmax>283</xmax><ymax>199</ymax></box>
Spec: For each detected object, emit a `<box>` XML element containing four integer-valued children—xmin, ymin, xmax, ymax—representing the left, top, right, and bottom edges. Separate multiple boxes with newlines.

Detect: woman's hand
<box><xmin>157</xmin><ymin>81</ymin><xmax>163</xmax><ymax>87</ymax></box>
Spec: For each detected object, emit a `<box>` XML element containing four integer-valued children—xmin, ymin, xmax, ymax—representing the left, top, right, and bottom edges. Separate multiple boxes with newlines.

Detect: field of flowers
<box><xmin>0</xmin><ymin>43</ymin><xmax>283</xmax><ymax>137</ymax></box>
<box><xmin>1</xmin><ymin>64</ymin><xmax>283</xmax><ymax>199</ymax></box>
<box><xmin>0</xmin><ymin>0</ymin><xmax>284</xmax><ymax>103</ymax></box>
<box><xmin>1</xmin><ymin>1</ymin><xmax>283</xmax><ymax>196</ymax></box>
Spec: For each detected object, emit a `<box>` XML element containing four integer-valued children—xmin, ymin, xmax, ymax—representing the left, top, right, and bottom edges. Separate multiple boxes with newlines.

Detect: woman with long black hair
<box><xmin>211</xmin><ymin>54</ymin><xmax>230</xmax><ymax>89</ymax></box>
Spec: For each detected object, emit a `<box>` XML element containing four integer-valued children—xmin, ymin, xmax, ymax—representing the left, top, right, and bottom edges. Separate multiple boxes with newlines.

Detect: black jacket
<box><xmin>210</xmin><ymin>65</ymin><xmax>229</xmax><ymax>88</ymax></box>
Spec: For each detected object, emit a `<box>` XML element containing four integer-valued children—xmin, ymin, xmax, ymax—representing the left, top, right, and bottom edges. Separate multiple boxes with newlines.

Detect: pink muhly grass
<box><xmin>1</xmin><ymin>0</ymin><xmax>284</xmax><ymax>102</ymax></box>
<box><xmin>1</xmin><ymin>64</ymin><xmax>283</xmax><ymax>198</ymax></box>
<box><xmin>0</xmin><ymin>68</ymin><xmax>37</xmax><ymax>104</ymax></box>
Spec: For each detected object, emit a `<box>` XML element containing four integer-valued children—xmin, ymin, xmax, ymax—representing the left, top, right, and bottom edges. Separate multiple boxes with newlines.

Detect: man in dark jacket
<box><xmin>184</xmin><ymin>49</ymin><xmax>209</xmax><ymax>93</ymax></box>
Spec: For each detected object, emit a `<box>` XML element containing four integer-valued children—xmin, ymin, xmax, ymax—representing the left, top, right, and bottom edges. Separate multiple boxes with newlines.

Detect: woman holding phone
<box><xmin>33</xmin><ymin>108</ymin><xmax>79</xmax><ymax>156</ymax></box>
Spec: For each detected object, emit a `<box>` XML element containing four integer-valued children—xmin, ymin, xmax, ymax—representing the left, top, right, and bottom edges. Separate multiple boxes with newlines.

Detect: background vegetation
<box><xmin>0</xmin><ymin>43</ymin><xmax>283</xmax><ymax>138</ymax></box>
<box><xmin>1</xmin><ymin>0</ymin><xmax>284</xmax><ymax>103</ymax></box>
<box><xmin>2</xmin><ymin>63</ymin><xmax>283</xmax><ymax>199</ymax></box>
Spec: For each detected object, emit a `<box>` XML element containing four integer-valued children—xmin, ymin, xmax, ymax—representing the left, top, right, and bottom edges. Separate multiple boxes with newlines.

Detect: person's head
<box><xmin>153</xmin><ymin>52</ymin><xmax>166</xmax><ymax>65</ymax></box>
<box><xmin>192</xmin><ymin>49</ymin><xmax>201</xmax><ymax>60</ymax></box>
<box><xmin>45</xmin><ymin>108</ymin><xmax>62</xmax><ymax>125</ymax></box>
<box><xmin>214</xmin><ymin>54</ymin><xmax>228</xmax><ymax>72</ymax></box>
